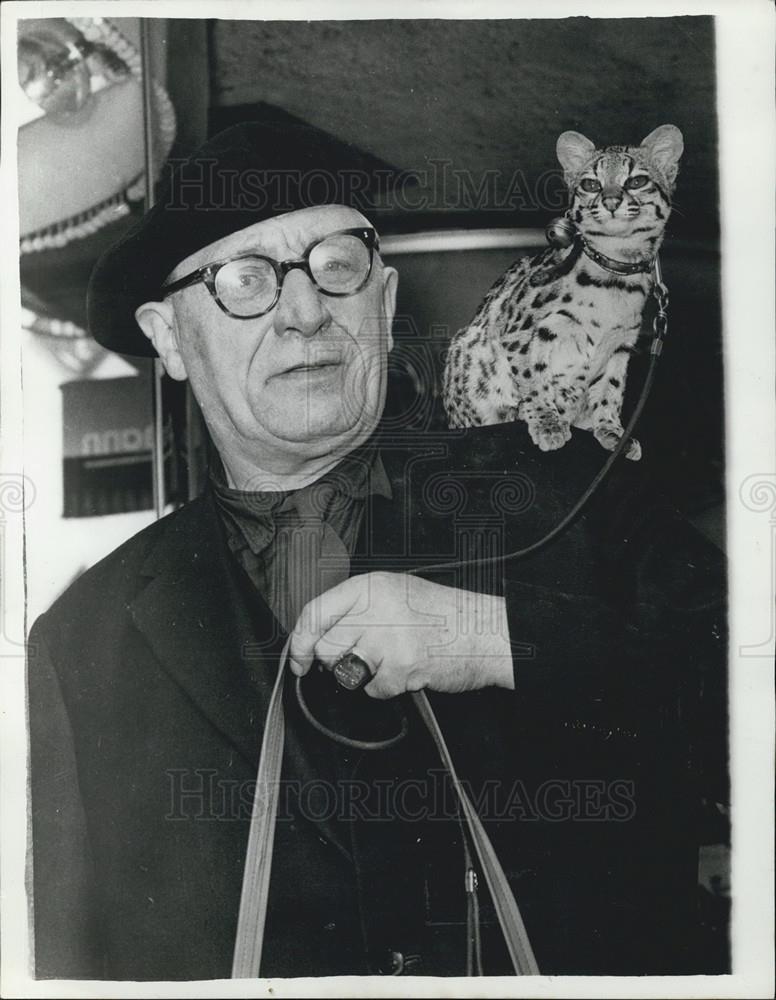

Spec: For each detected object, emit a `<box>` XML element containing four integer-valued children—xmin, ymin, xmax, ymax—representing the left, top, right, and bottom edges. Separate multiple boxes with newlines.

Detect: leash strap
<box><xmin>231</xmin><ymin>638</ymin><xmax>288</xmax><ymax>979</ymax></box>
<box><xmin>411</xmin><ymin>690</ymin><xmax>540</xmax><ymax>976</ymax></box>
<box><xmin>232</xmin><ymin>638</ymin><xmax>539</xmax><ymax>978</ymax></box>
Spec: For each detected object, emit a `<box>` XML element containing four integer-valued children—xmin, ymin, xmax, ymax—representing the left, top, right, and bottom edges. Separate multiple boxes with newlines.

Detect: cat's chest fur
<box><xmin>547</xmin><ymin>266</ymin><xmax>648</xmax><ymax>373</ymax></box>
<box><xmin>445</xmin><ymin>250</ymin><xmax>649</xmax><ymax>428</ymax></box>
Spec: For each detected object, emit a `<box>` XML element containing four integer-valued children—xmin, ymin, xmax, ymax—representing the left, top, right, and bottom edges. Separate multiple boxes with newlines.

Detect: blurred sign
<box><xmin>61</xmin><ymin>375</ymin><xmax>176</xmax><ymax>517</ymax></box>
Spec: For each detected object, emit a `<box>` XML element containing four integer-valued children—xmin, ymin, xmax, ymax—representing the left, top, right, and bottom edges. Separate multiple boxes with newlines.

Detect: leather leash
<box><xmin>231</xmin><ymin>645</ymin><xmax>286</xmax><ymax>979</ymax></box>
<box><xmin>411</xmin><ymin>688</ymin><xmax>539</xmax><ymax>975</ymax></box>
<box><xmin>232</xmin><ymin>637</ymin><xmax>539</xmax><ymax>978</ymax></box>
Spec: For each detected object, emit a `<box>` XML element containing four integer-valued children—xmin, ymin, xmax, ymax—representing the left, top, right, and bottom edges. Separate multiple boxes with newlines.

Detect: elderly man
<box><xmin>133</xmin><ymin>200</ymin><xmax>512</xmax><ymax>697</ymax></box>
<box><xmin>27</xmin><ymin>122</ymin><xmax>727</xmax><ymax>981</ymax></box>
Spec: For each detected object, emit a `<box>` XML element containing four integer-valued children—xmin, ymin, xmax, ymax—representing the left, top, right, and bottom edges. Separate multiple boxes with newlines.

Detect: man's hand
<box><xmin>288</xmin><ymin>571</ymin><xmax>515</xmax><ymax>698</ymax></box>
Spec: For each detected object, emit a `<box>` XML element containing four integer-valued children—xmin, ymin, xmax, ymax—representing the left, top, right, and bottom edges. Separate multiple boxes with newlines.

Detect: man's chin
<box><xmin>262</xmin><ymin>411</ymin><xmax>377</xmax><ymax>450</ymax></box>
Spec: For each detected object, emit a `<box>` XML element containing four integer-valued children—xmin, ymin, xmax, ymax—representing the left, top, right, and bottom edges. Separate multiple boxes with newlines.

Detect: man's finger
<box><xmin>313</xmin><ymin>624</ymin><xmax>366</xmax><ymax>670</ymax></box>
<box><xmin>363</xmin><ymin>666</ymin><xmax>405</xmax><ymax>701</ymax></box>
<box><xmin>288</xmin><ymin>577</ymin><xmax>366</xmax><ymax>675</ymax></box>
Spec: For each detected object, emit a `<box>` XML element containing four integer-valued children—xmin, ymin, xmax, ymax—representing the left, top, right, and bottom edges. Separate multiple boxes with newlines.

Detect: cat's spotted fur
<box><xmin>443</xmin><ymin>125</ymin><xmax>684</xmax><ymax>459</ymax></box>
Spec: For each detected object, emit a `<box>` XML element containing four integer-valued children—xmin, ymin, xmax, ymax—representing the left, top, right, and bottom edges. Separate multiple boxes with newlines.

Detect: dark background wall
<box><xmin>209</xmin><ymin>17</ymin><xmax>718</xmax><ymax>239</ymax></box>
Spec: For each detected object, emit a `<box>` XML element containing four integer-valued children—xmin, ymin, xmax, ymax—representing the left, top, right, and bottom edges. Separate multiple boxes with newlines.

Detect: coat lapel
<box><xmin>129</xmin><ymin>492</ymin><xmax>282</xmax><ymax>770</ymax></box>
<box><xmin>129</xmin><ymin>490</ymin><xmax>356</xmax><ymax>858</ymax></box>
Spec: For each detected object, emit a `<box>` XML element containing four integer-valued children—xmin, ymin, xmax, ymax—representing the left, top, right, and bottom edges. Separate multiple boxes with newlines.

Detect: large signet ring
<box><xmin>332</xmin><ymin>648</ymin><xmax>376</xmax><ymax>692</ymax></box>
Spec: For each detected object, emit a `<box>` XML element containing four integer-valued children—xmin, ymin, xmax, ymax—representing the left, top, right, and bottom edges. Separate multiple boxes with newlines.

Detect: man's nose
<box><xmin>602</xmin><ymin>186</ymin><xmax>623</xmax><ymax>214</ymax></box>
<box><xmin>272</xmin><ymin>268</ymin><xmax>329</xmax><ymax>338</ymax></box>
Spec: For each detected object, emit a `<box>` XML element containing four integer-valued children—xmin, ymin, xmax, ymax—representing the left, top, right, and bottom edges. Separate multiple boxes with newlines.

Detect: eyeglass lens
<box><xmin>214</xmin><ymin>232</ymin><xmax>372</xmax><ymax>317</ymax></box>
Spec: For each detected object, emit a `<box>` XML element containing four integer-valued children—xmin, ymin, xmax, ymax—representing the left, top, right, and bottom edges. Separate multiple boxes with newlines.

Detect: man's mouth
<box><xmin>273</xmin><ymin>356</ymin><xmax>344</xmax><ymax>378</ymax></box>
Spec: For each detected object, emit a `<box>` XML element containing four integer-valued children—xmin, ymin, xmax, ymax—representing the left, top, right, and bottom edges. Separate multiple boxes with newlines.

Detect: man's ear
<box><xmin>134</xmin><ymin>301</ymin><xmax>188</xmax><ymax>381</ymax></box>
<box><xmin>381</xmin><ymin>265</ymin><xmax>398</xmax><ymax>353</ymax></box>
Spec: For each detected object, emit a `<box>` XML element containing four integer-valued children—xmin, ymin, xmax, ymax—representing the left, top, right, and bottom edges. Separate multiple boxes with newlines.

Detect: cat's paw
<box><xmin>529</xmin><ymin>417</ymin><xmax>572</xmax><ymax>452</ymax></box>
<box><xmin>625</xmin><ymin>437</ymin><xmax>642</xmax><ymax>461</ymax></box>
<box><xmin>594</xmin><ymin>426</ymin><xmax>642</xmax><ymax>461</ymax></box>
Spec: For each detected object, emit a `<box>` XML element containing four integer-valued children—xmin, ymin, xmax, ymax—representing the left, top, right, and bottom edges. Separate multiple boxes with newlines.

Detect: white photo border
<box><xmin>1</xmin><ymin>1</ymin><xmax>773</xmax><ymax>997</ymax></box>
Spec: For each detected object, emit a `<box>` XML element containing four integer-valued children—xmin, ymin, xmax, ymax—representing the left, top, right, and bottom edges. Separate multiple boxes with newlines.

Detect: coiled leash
<box><xmin>233</xmin><ymin>252</ymin><xmax>670</xmax><ymax>978</ymax></box>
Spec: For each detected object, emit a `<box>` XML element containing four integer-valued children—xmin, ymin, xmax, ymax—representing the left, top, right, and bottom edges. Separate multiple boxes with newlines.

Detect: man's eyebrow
<box><xmin>228</xmin><ymin>229</ymin><xmax>334</xmax><ymax>258</ymax></box>
<box><xmin>228</xmin><ymin>236</ymin><xmax>278</xmax><ymax>256</ymax></box>
<box><xmin>226</xmin><ymin>233</ymin><xmax>303</xmax><ymax>257</ymax></box>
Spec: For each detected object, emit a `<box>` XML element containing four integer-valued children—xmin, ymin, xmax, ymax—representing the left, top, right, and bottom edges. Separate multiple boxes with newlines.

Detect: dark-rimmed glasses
<box><xmin>161</xmin><ymin>227</ymin><xmax>379</xmax><ymax>319</ymax></box>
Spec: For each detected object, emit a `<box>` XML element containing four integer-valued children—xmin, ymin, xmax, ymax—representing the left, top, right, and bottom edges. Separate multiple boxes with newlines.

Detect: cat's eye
<box><xmin>579</xmin><ymin>178</ymin><xmax>601</xmax><ymax>193</ymax></box>
<box><xmin>625</xmin><ymin>175</ymin><xmax>649</xmax><ymax>189</ymax></box>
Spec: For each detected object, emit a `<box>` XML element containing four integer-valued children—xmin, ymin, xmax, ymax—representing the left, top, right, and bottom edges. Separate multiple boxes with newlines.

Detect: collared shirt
<box><xmin>210</xmin><ymin>442</ymin><xmax>392</xmax><ymax>631</ymax></box>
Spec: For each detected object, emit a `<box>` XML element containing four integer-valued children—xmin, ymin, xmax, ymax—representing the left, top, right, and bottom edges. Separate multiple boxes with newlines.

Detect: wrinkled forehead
<box><xmin>169</xmin><ymin>203</ymin><xmax>372</xmax><ymax>279</ymax></box>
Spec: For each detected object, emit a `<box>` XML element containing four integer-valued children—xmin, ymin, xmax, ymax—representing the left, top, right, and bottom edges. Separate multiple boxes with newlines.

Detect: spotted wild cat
<box><xmin>442</xmin><ymin>125</ymin><xmax>684</xmax><ymax>460</ymax></box>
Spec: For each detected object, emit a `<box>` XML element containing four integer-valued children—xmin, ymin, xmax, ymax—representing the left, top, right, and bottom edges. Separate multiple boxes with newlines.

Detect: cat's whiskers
<box><xmin>666</xmin><ymin>200</ymin><xmax>686</xmax><ymax>220</ymax></box>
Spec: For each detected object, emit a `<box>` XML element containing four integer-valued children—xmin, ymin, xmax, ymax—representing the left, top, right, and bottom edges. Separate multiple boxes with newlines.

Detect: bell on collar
<box><xmin>545</xmin><ymin>216</ymin><xmax>577</xmax><ymax>249</ymax></box>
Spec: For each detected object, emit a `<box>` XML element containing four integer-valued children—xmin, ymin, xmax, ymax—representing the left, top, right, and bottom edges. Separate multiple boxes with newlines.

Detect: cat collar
<box><xmin>578</xmin><ymin>235</ymin><xmax>655</xmax><ymax>276</ymax></box>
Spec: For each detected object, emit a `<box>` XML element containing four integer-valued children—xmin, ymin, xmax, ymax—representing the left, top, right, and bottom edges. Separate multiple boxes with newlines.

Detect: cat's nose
<box><xmin>602</xmin><ymin>187</ymin><xmax>623</xmax><ymax>214</ymax></box>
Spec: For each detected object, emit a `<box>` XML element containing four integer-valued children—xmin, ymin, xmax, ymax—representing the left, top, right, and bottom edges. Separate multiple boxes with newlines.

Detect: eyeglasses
<box><xmin>161</xmin><ymin>227</ymin><xmax>379</xmax><ymax>319</ymax></box>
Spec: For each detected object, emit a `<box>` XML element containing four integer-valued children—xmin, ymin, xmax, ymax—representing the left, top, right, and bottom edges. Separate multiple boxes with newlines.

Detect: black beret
<box><xmin>87</xmin><ymin>121</ymin><xmax>388</xmax><ymax>357</ymax></box>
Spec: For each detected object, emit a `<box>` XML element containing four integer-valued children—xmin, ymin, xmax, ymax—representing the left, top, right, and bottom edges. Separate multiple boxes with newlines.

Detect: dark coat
<box><xmin>27</xmin><ymin>422</ymin><xmax>727</xmax><ymax>980</ymax></box>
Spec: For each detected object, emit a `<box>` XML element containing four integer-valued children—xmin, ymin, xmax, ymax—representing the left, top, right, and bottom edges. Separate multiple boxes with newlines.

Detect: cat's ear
<box><xmin>640</xmin><ymin>125</ymin><xmax>684</xmax><ymax>188</ymax></box>
<box><xmin>556</xmin><ymin>131</ymin><xmax>596</xmax><ymax>180</ymax></box>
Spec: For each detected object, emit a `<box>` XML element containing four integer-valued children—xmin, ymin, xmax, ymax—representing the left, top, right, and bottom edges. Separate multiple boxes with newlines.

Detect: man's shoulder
<box><xmin>380</xmin><ymin>421</ymin><xmax>638</xmax><ymax>518</ymax></box>
<box><xmin>32</xmin><ymin>494</ymin><xmax>213</xmax><ymax>636</ymax></box>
